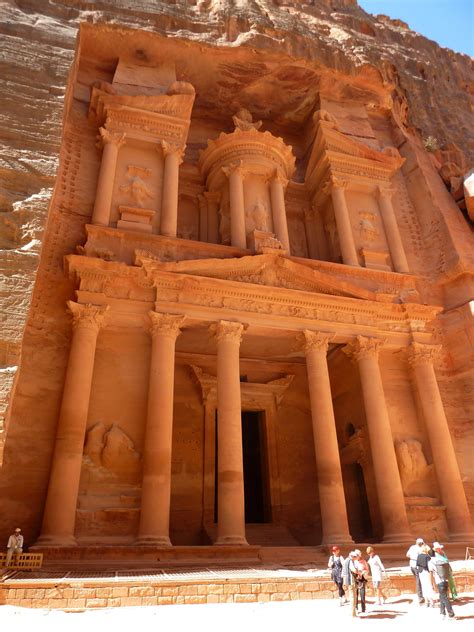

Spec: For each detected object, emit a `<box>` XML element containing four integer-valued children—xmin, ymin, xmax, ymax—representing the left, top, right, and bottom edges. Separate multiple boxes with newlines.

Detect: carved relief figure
<box><xmin>358</xmin><ymin>211</ymin><xmax>379</xmax><ymax>243</ymax></box>
<box><xmin>396</xmin><ymin>439</ymin><xmax>437</xmax><ymax>498</ymax></box>
<box><xmin>83</xmin><ymin>422</ymin><xmax>141</xmax><ymax>479</ymax></box>
<box><xmin>120</xmin><ymin>165</ymin><xmax>153</xmax><ymax>207</ymax></box>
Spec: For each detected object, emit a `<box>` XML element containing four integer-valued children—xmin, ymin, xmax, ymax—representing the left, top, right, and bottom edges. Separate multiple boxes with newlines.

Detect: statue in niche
<box><xmin>396</xmin><ymin>439</ymin><xmax>437</xmax><ymax>498</ymax></box>
<box><xmin>83</xmin><ymin>422</ymin><xmax>141</xmax><ymax>476</ymax></box>
<box><xmin>252</xmin><ymin>201</ymin><xmax>269</xmax><ymax>232</ymax></box>
<box><xmin>358</xmin><ymin>211</ymin><xmax>379</xmax><ymax>242</ymax></box>
<box><xmin>218</xmin><ymin>199</ymin><xmax>231</xmax><ymax>245</ymax></box>
<box><xmin>120</xmin><ymin>165</ymin><xmax>153</xmax><ymax>207</ymax></box>
<box><xmin>232</xmin><ymin>108</ymin><xmax>262</xmax><ymax>132</ymax></box>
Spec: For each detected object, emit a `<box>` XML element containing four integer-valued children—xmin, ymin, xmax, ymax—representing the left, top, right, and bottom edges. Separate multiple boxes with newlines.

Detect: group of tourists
<box><xmin>406</xmin><ymin>537</ymin><xmax>457</xmax><ymax>619</ymax></box>
<box><xmin>328</xmin><ymin>538</ymin><xmax>457</xmax><ymax>620</ymax></box>
<box><xmin>328</xmin><ymin>545</ymin><xmax>386</xmax><ymax>617</ymax></box>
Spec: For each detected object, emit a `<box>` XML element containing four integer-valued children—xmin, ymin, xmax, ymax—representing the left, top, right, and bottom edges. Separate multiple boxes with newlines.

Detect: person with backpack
<box><xmin>349</xmin><ymin>549</ymin><xmax>368</xmax><ymax>616</ymax></box>
<box><xmin>328</xmin><ymin>545</ymin><xmax>347</xmax><ymax>606</ymax></box>
<box><xmin>429</xmin><ymin>543</ymin><xmax>455</xmax><ymax>620</ymax></box>
<box><xmin>416</xmin><ymin>544</ymin><xmax>436</xmax><ymax>607</ymax></box>
<box><xmin>433</xmin><ymin>542</ymin><xmax>458</xmax><ymax>600</ymax></box>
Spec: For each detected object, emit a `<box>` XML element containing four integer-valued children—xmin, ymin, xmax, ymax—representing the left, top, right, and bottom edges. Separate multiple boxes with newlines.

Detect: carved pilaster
<box><xmin>343</xmin><ymin>335</ymin><xmax>385</xmax><ymax>362</ymax></box>
<box><xmin>148</xmin><ymin>312</ymin><xmax>185</xmax><ymax>340</ymax></box>
<box><xmin>407</xmin><ymin>342</ymin><xmax>442</xmax><ymax>368</ymax></box>
<box><xmin>222</xmin><ymin>161</ymin><xmax>247</xmax><ymax>180</ymax></box>
<box><xmin>322</xmin><ymin>175</ymin><xmax>349</xmax><ymax>195</ymax></box>
<box><xmin>68</xmin><ymin>301</ymin><xmax>109</xmax><ymax>333</ymax></box>
<box><xmin>377</xmin><ymin>186</ymin><xmax>396</xmax><ymax>200</ymax></box>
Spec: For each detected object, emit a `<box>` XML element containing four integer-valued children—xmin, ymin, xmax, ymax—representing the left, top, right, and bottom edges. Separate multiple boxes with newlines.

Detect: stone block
<box><xmin>257</xmin><ymin>593</ymin><xmax>270</xmax><ymax>602</ymax></box>
<box><xmin>66</xmin><ymin>598</ymin><xmax>86</xmax><ymax>609</ymax></box>
<box><xmin>112</xmin><ymin>587</ymin><xmax>129</xmax><ymax>598</ymax></box>
<box><xmin>270</xmin><ymin>593</ymin><xmax>289</xmax><ymax>601</ymax></box>
<box><xmin>183</xmin><ymin>595</ymin><xmax>207</xmax><ymax>604</ymax></box>
<box><xmin>130</xmin><ymin>586</ymin><xmax>154</xmax><ymax>597</ymax></box>
<box><xmin>107</xmin><ymin>598</ymin><xmax>122</xmax><ymax>607</ymax></box>
<box><xmin>298</xmin><ymin>591</ymin><xmax>313</xmax><ymax>600</ymax></box>
<box><xmin>121</xmin><ymin>597</ymin><xmax>142</xmax><ymax>607</ymax></box>
<box><xmin>206</xmin><ymin>584</ymin><xmax>224</xmax><ymax>595</ymax></box>
<box><xmin>235</xmin><ymin>594</ymin><xmax>257</xmax><ymax>603</ymax></box>
<box><xmin>158</xmin><ymin>596</ymin><xmax>175</xmax><ymax>605</ymax></box>
<box><xmin>206</xmin><ymin>594</ymin><xmax>219</xmax><ymax>603</ymax></box>
<box><xmin>218</xmin><ymin>594</ymin><xmax>234</xmax><ymax>603</ymax></box>
<box><xmin>178</xmin><ymin>585</ymin><xmax>198</xmax><ymax>596</ymax></box>
<box><xmin>86</xmin><ymin>598</ymin><xmax>108</xmax><ymax>608</ymax></box>
<box><xmin>162</xmin><ymin>587</ymin><xmax>179</xmax><ymax>597</ymax></box>
<box><xmin>48</xmin><ymin>598</ymin><xmax>68</xmax><ymax>609</ymax></box>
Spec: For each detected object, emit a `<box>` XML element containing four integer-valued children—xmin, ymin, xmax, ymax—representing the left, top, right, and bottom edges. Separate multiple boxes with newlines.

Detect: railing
<box><xmin>0</xmin><ymin>552</ymin><xmax>43</xmax><ymax>569</ymax></box>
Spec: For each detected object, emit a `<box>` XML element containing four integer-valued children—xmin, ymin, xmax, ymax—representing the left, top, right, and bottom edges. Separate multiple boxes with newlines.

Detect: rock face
<box><xmin>0</xmin><ymin>1</ymin><xmax>473</xmax><ymax>549</ymax></box>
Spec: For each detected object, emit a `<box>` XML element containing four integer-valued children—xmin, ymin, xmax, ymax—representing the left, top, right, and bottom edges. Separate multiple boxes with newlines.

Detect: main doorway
<box><xmin>214</xmin><ymin>410</ymin><xmax>271</xmax><ymax>524</ymax></box>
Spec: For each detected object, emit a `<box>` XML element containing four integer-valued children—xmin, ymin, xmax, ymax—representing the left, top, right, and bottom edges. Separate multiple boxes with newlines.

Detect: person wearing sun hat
<box><xmin>430</xmin><ymin>542</ymin><xmax>455</xmax><ymax>620</ymax></box>
<box><xmin>406</xmin><ymin>537</ymin><xmax>425</xmax><ymax>603</ymax></box>
<box><xmin>433</xmin><ymin>542</ymin><xmax>458</xmax><ymax>601</ymax></box>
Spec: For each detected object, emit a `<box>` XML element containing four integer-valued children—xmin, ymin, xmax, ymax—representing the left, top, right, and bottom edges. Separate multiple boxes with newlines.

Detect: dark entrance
<box><xmin>241</xmin><ymin>411</ymin><xmax>269</xmax><ymax>523</ymax></box>
<box><xmin>343</xmin><ymin>462</ymin><xmax>373</xmax><ymax>541</ymax></box>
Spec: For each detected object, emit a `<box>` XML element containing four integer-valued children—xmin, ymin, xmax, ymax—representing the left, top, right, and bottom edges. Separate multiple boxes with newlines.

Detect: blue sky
<box><xmin>358</xmin><ymin>0</ymin><xmax>474</xmax><ymax>56</ymax></box>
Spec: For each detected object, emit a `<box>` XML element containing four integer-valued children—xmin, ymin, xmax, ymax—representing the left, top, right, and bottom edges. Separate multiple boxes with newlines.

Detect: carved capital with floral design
<box><xmin>160</xmin><ymin>140</ymin><xmax>185</xmax><ymax>163</ymax></box>
<box><xmin>67</xmin><ymin>301</ymin><xmax>109</xmax><ymax>334</ymax></box>
<box><xmin>148</xmin><ymin>311</ymin><xmax>185</xmax><ymax>340</ymax></box>
<box><xmin>407</xmin><ymin>342</ymin><xmax>442</xmax><ymax>368</ymax></box>
<box><xmin>301</xmin><ymin>330</ymin><xmax>334</xmax><ymax>355</ymax></box>
<box><xmin>222</xmin><ymin>161</ymin><xmax>247</xmax><ymax>180</ymax></box>
<box><xmin>98</xmin><ymin>127</ymin><xmax>126</xmax><ymax>149</ymax></box>
<box><xmin>209</xmin><ymin>320</ymin><xmax>245</xmax><ymax>345</ymax></box>
<box><xmin>322</xmin><ymin>175</ymin><xmax>349</xmax><ymax>196</ymax></box>
<box><xmin>377</xmin><ymin>186</ymin><xmax>396</xmax><ymax>200</ymax></box>
<box><xmin>343</xmin><ymin>335</ymin><xmax>385</xmax><ymax>363</ymax></box>
<box><xmin>267</xmin><ymin>169</ymin><xmax>289</xmax><ymax>189</ymax></box>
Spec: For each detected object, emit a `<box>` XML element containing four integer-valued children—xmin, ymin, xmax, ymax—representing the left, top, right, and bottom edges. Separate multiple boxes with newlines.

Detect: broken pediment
<box><xmin>305</xmin><ymin>111</ymin><xmax>405</xmax><ymax>196</ymax></box>
<box><xmin>136</xmin><ymin>251</ymin><xmax>380</xmax><ymax>301</ymax></box>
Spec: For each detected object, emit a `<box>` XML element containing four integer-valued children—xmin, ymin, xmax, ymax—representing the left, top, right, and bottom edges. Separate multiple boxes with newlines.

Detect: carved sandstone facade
<box><xmin>0</xmin><ymin>21</ymin><xmax>473</xmax><ymax>550</ymax></box>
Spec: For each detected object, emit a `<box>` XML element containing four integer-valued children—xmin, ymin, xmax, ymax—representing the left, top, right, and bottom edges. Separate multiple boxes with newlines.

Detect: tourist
<box><xmin>433</xmin><ymin>542</ymin><xmax>458</xmax><ymax>601</ymax></box>
<box><xmin>416</xmin><ymin>544</ymin><xmax>436</xmax><ymax>608</ymax></box>
<box><xmin>342</xmin><ymin>552</ymin><xmax>353</xmax><ymax>604</ymax></box>
<box><xmin>328</xmin><ymin>545</ymin><xmax>347</xmax><ymax>605</ymax></box>
<box><xmin>366</xmin><ymin>546</ymin><xmax>388</xmax><ymax>604</ymax></box>
<box><xmin>5</xmin><ymin>528</ymin><xmax>23</xmax><ymax>566</ymax></box>
<box><xmin>349</xmin><ymin>549</ymin><xmax>368</xmax><ymax>616</ymax></box>
<box><xmin>406</xmin><ymin>537</ymin><xmax>425</xmax><ymax>603</ymax></box>
<box><xmin>429</xmin><ymin>544</ymin><xmax>455</xmax><ymax>620</ymax></box>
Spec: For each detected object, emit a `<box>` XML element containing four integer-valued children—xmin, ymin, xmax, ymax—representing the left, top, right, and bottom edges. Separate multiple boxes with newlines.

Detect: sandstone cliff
<box><xmin>0</xmin><ymin>0</ymin><xmax>472</xmax><ymax>446</ymax></box>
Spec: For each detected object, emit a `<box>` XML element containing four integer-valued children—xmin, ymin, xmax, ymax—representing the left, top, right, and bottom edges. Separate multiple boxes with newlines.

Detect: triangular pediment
<box><xmin>136</xmin><ymin>252</ymin><xmax>379</xmax><ymax>301</ymax></box>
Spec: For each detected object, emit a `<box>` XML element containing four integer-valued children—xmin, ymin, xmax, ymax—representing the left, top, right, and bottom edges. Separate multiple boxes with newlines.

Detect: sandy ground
<box><xmin>0</xmin><ymin>592</ymin><xmax>472</xmax><ymax>631</ymax></box>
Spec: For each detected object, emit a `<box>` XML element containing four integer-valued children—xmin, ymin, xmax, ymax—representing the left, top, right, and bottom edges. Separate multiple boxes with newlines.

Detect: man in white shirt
<box><xmin>406</xmin><ymin>537</ymin><xmax>424</xmax><ymax>603</ymax></box>
<box><xmin>6</xmin><ymin>528</ymin><xmax>24</xmax><ymax>566</ymax></box>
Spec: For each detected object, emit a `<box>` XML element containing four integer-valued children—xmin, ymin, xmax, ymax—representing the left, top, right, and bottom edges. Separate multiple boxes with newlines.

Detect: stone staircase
<box><xmin>204</xmin><ymin>523</ymin><xmax>300</xmax><ymax>547</ymax></box>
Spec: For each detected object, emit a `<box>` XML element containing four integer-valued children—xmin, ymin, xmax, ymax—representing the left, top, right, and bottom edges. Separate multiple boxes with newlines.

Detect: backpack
<box><xmin>435</xmin><ymin>559</ymin><xmax>451</xmax><ymax>580</ymax></box>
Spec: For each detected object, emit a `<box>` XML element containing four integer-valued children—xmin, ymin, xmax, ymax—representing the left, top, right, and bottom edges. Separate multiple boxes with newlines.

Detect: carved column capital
<box><xmin>343</xmin><ymin>336</ymin><xmax>385</xmax><ymax>362</ymax></box>
<box><xmin>377</xmin><ymin>186</ymin><xmax>396</xmax><ymax>200</ymax></box>
<box><xmin>407</xmin><ymin>342</ymin><xmax>442</xmax><ymax>368</ymax></box>
<box><xmin>301</xmin><ymin>330</ymin><xmax>334</xmax><ymax>354</ymax></box>
<box><xmin>98</xmin><ymin>127</ymin><xmax>126</xmax><ymax>149</ymax></box>
<box><xmin>203</xmin><ymin>190</ymin><xmax>221</xmax><ymax>204</ymax></box>
<box><xmin>67</xmin><ymin>301</ymin><xmax>109</xmax><ymax>333</ymax></box>
<box><xmin>160</xmin><ymin>140</ymin><xmax>185</xmax><ymax>163</ymax></box>
<box><xmin>267</xmin><ymin>169</ymin><xmax>289</xmax><ymax>189</ymax></box>
<box><xmin>148</xmin><ymin>312</ymin><xmax>185</xmax><ymax>340</ymax></box>
<box><xmin>209</xmin><ymin>320</ymin><xmax>245</xmax><ymax>345</ymax></box>
<box><xmin>222</xmin><ymin>161</ymin><xmax>246</xmax><ymax>180</ymax></box>
<box><xmin>323</xmin><ymin>175</ymin><xmax>349</xmax><ymax>195</ymax></box>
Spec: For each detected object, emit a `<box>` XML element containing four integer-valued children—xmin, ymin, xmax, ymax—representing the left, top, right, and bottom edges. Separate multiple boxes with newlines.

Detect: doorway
<box><xmin>343</xmin><ymin>462</ymin><xmax>373</xmax><ymax>541</ymax></box>
<box><xmin>242</xmin><ymin>411</ymin><xmax>270</xmax><ymax>523</ymax></box>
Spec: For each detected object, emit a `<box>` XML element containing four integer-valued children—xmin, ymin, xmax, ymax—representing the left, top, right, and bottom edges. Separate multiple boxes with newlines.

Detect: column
<box><xmin>91</xmin><ymin>128</ymin><xmax>125</xmax><ymax>226</ymax></box>
<box><xmin>222</xmin><ymin>162</ymin><xmax>247</xmax><ymax>250</ymax></box>
<box><xmin>204</xmin><ymin>191</ymin><xmax>220</xmax><ymax>244</ymax></box>
<box><xmin>37</xmin><ymin>302</ymin><xmax>108</xmax><ymax>546</ymax></box>
<box><xmin>343</xmin><ymin>336</ymin><xmax>412</xmax><ymax>542</ymax></box>
<box><xmin>303</xmin><ymin>331</ymin><xmax>353</xmax><ymax>544</ymax></box>
<box><xmin>327</xmin><ymin>177</ymin><xmax>360</xmax><ymax>266</ymax></box>
<box><xmin>210</xmin><ymin>320</ymin><xmax>248</xmax><ymax>545</ymax></box>
<box><xmin>377</xmin><ymin>187</ymin><xmax>410</xmax><ymax>273</ymax></box>
<box><xmin>160</xmin><ymin>141</ymin><xmax>184</xmax><ymax>238</ymax></box>
<box><xmin>408</xmin><ymin>343</ymin><xmax>474</xmax><ymax>540</ymax></box>
<box><xmin>269</xmin><ymin>170</ymin><xmax>291</xmax><ymax>253</ymax></box>
<box><xmin>197</xmin><ymin>194</ymin><xmax>208</xmax><ymax>242</ymax></box>
<box><xmin>137</xmin><ymin>312</ymin><xmax>185</xmax><ymax>545</ymax></box>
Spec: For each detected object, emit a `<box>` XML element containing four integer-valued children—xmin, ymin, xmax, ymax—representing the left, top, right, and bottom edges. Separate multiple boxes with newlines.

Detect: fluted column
<box><xmin>92</xmin><ymin>128</ymin><xmax>126</xmax><ymax>226</ymax></box>
<box><xmin>160</xmin><ymin>141</ymin><xmax>184</xmax><ymax>238</ymax></box>
<box><xmin>137</xmin><ymin>312</ymin><xmax>185</xmax><ymax>545</ymax></box>
<box><xmin>37</xmin><ymin>302</ymin><xmax>108</xmax><ymax>546</ymax></box>
<box><xmin>269</xmin><ymin>170</ymin><xmax>291</xmax><ymax>253</ymax></box>
<box><xmin>408</xmin><ymin>343</ymin><xmax>474</xmax><ymax>540</ymax></box>
<box><xmin>377</xmin><ymin>187</ymin><xmax>409</xmax><ymax>273</ymax></box>
<box><xmin>303</xmin><ymin>331</ymin><xmax>353</xmax><ymax>544</ymax></box>
<box><xmin>204</xmin><ymin>191</ymin><xmax>221</xmax><ymax>244</ymax></box>
<box><xmin>343</xmin><ymin>336</ymin><xmax>411</xmax><ymax>542</ymax></box>
<box><xmin>210</xmin><ymin>320</ymin><xmax>248</xmax><ymax>545</ymax></box>
<box><xmin>222</xmin><ymin>162</ymin><xmax>247</xmax><ymax>249</ymax></box>
<box><xmin>327</xmin><ymin>177</ymin><xmax>360</xmax><ymax>266</ymax></box>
